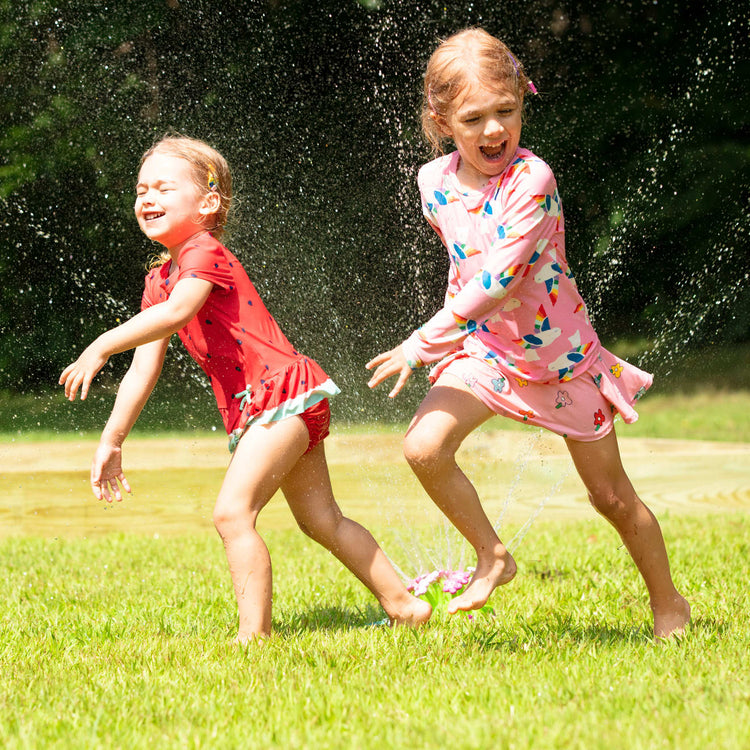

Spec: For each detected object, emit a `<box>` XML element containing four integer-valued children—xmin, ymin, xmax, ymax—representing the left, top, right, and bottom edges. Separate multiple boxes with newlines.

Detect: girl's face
<box><xmin>438</xmin><ymin>80</ymin><xmax>522</xmax><ymax>191</ymax></box>
<box><xmin>135</xmin><ymin>153</ymin><xmax>216</xmax><ymax>252</ymax></box>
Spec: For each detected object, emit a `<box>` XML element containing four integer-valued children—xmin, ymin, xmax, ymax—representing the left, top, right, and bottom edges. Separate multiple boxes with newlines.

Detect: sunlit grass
<box><xmin>2</xmin><ymin>385</ymin><xmax>750</xmax><ymax>444</ymax></box>
<box><xmin>3</xmin><ymin>342</ymin><xmax>750</xmax><ymax>443</ymax></box>
<box><xmin>1</xmin><ymin>515</ymin><xmax>748</xmax><ymax>749</ymax></box>
<box><xmin>0</xmin><ymin>346</ymin><xmax>747</xmax><ymax>747</ymax></box>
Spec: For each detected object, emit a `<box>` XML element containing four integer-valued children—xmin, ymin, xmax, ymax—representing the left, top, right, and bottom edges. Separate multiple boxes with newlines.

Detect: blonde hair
<box><xmin>422</xmin><ymin>28</ymin><xmax>532</xmax><ymax>155</ymax></box>
<box><xmin>141</xmin><ymin>134</ymin><xmax>233</xmax><ymax>268</ymax></box>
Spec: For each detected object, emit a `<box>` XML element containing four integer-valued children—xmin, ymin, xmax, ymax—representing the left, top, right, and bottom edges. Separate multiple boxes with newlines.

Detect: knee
<box><xmin>295</xmin><ymin>517</ymin><xmax>315</xmax><ymax>539</ymax></box>
<box><xmin>295</xmin><ymin>510</ymin><xmax>341</xmax><ymax>548</ymax></box>
<box><xmin>213</xmin><ymin>500</ymin><xmax>254</xmax><ymax>539</ymax></box>
<box><xmin>403</xmin><ymin>430</ymin><xmax>453</xmax><ymax>474</ymax></box>
<box><xmin>587</xmin><ymin>486</ymin><xmax>633</xmax><ymax>524</ymax></box>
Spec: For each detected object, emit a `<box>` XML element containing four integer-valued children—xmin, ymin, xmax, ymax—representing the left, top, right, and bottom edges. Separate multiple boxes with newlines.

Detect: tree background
<box><xmin>1</xmin><ymin>0</ymin><xmax>747</xmax><ymax>425</ymax></box>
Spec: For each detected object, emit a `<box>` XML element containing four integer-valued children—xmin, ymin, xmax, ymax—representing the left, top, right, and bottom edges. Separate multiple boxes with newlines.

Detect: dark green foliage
<box><xmin>1</xmin><ymin>0</ymin><xmax>747</xmax><ymax>419</ymax></box>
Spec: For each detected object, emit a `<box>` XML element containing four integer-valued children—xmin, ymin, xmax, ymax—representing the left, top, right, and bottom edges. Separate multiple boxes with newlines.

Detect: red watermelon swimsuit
<box><xmin>141</xmin><ymin>232</ymin><xmax>339</xmax><ymax>451</ymax></box>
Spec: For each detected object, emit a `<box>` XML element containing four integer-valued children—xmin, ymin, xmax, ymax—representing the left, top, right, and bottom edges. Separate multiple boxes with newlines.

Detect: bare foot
<box><xmin>234</xmin><ymin>631</ymin><xmax>270</xmax><ymax>646</ymax></box>
<box><xmin>389</xmin><ymin>596</ymin><xmax>433</xmax><ymax>627</ymax></box>
<box><xmin>447</xmin><ymin>551</ymin><xmax>517</xmax><ymax>614</ymax></box>
<box><xmin>652</xmin><ymin>595</ymin><xmax>691</xmax><ymax>639</ymax></box>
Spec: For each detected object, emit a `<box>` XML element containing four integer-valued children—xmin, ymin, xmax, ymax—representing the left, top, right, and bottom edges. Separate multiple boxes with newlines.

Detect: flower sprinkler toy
<box><xmin>407</xmin><ymin>569</ymin><xmax>494</xmax><ymax>618</ymax></box>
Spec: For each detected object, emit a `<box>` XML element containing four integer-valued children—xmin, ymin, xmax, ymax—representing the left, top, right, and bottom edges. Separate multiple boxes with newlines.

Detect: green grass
<box><xmin>1</xmin><ymin>344</ymin><xmax>747</xmax><ymax>747</ymax></box>
<box><xmin>1</xmin><ymin>515</ymin><xmax>748</xmax><ymax>749</ymax></box>
<box><xmin>3</xmin><ymin>343</ymin><xmax>750</xmax><ymax>443</ymax></box>
<box><xmin>2</xmin><ymin>383</ymin><xmax>750</xmax><ymax>444</ymax></box>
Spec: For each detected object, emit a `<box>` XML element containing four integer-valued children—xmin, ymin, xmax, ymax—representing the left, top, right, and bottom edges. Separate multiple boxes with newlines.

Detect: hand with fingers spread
<box><xmin>366</xmin><ymin>344</ymin><xmax>414</xmax><ymax>398</ymax></box>
<box><xmin>90</xmin><ymin>441</ymin><xmax>131</xmax><ymax>502</ymax></box>
<box><xmin>59</xmin><ymin>341</ymin><xmax>109</xmax><ymax>402</ymax></box>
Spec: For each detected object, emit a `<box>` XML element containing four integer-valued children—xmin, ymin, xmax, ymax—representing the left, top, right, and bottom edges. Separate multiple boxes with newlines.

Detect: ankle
<box><xmin>650</xmin><ymin>592</ymin><xmax>688</xmax><ymax>614</ymax></box>
<box><xmin>478</xmin><ymin>543</ymin><xmax>515</xmax><ymax>568</ymax></box>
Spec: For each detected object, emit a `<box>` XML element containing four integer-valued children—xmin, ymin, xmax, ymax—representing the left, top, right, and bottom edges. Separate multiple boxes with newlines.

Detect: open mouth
<box><xmin>480</xmin><ymin>142</ymin><xmax>507</xmax><ymax>162</ymax></box>
<box><xmin>144</xmin><ymin>212</ymin><xmax>165</xmax><ymax>222</ymax></box>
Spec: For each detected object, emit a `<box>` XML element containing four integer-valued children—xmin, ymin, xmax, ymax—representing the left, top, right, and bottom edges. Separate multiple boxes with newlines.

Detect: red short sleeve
<box><xmin>176</xmin><ymin>237</ymin><xmax>234</xmax><ymax>291</ymax></box>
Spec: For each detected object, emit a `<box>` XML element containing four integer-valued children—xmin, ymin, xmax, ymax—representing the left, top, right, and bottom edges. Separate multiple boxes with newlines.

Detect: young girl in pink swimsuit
<box><xmin>60</xmin><ymin>135</ymin><xmax>431</xmax><ymax>642</ymax></box>
<box><xmin>367</xmin><ymin>28</ymin><xmax>690</xmax><ymax>638</ymax></box>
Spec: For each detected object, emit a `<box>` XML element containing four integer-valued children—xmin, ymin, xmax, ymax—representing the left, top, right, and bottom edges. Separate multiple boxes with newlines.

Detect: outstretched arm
<box><xmin>59</xmin><ymin>277</ymin><xmax>213</xmax><ymax>401</ymax></box>
<box><xmin>91</xmin><ymin>337</ymin><xmax>169</xmax><ymax>501</ymax></box>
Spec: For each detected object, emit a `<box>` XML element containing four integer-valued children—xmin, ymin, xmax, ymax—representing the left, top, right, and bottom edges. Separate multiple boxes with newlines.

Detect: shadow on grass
<box><xmin>271</xmin><ymin>608</ymin><xmax>730</xmax><ymax>652</ymax></box>
<box><xmin>680</xmin><ymin>616</ymin><xmax>731</xmax><ymax>640</ymax></box>
<box><xmin>275</xmin><ymin>603</ymin><xmax>385</xmax><ymax>636</ymax></box>
<box><xmin>463</xmin><ymin>613</ymin><xmax>731</xmax><ymax>652</ymax></box>
<box><xmin>461</xmin><ymin>616</ymin><xmax>654</xmax><ymax>652</ymax></box>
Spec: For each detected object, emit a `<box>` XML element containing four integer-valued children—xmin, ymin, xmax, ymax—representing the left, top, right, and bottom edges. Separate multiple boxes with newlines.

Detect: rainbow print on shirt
<box><xmin>451</xmin><ymin>242</ymin><xmax>482</xmax><ymax>261</ymax></box>
<box><xmin>479</xmin><ymin>263</ymin><xmax>525</xmax><ymax>299</ymax></box>
<box><xmin>533</xmin><ymin>246</ymin><xmax>564</xmax><ymax>306</ymax></box>
<box><xmin>453</xmin><ymin>311</ymin><xmax>478</xmax><ymax>334</ymax></box>
<box><xmin>513</xmin><ymin>304</ymin><xmax>562</xmax><ymax>362</ymax></box>
<box><xmin>547</xmin><ymin>331</ymin><xmax>595</xmax><ymax>382</ymax></box>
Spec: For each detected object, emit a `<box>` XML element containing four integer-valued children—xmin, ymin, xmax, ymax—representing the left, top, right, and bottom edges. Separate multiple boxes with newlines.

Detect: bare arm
<box><xmin>91</xmin><ymin>337</ymin><xmax>169</xmax><ymax>501</ymax></box>
<box><xmin>59</xmin><ymin>277</ymin><xmax>213</xmax><ymax>401</ymax></box>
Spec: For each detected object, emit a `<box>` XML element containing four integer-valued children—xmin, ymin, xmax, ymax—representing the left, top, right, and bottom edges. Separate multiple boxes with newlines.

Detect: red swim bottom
<box><xmin>298</xmin><ymin>398</ymin><xmax>331</xmax><ymax>454</ymax></box>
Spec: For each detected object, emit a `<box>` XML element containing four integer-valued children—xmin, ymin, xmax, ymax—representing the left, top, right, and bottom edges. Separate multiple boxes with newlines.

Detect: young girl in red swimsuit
<box><xmin>60</xmin><ymin>135</ymin><xmax>431</xmax><ymax>642</ymax></box>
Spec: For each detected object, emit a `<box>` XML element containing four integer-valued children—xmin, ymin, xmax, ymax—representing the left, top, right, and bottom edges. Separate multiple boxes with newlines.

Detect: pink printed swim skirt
<box><xmin>430</xmin><ymin>349</ymin><xmax>653</xmax><ymax>442</ymax></box>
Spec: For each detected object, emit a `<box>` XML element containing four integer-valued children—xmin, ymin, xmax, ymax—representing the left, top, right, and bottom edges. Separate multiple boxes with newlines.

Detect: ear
<box><xmin>430</xmin><ymin>110</ymin><xmax>453</xmax><ymax>137</ymax></box>
<box><xmin>199</xmin><ymin>190</ymin><xmax>221</xmax><ymax>218</ymax></box>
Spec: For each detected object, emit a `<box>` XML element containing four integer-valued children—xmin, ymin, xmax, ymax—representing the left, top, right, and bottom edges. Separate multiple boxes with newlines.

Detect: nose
<box><xmin>484</xmin><ymin>117</ymin><xmax>505</xmax><ymax>137</ymax></box>
<box><xmin>137</xmin><ymin>188</ymin><xmax>156</xmax><ymax>207</ymax></box>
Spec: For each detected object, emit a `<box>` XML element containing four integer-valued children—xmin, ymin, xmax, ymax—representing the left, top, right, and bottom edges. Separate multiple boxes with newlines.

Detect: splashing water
<box><xmin>582</xmin><ymin>23</ymin><xmax>748</xmax><ymax>378</ymax></box>
<box><xmin>386</xmin><ymin>430</ymin><xmax>574</xmax><ymax>587</ymax></box>
<box><xmin>1</xmin><ymin>4</ymin><xmax>746</xmax><ymax>561</ymax></box>
<box><xmin>359</xmin><ymin>5</ymin><xmax>748</xmax><ymax>580</ymax></box>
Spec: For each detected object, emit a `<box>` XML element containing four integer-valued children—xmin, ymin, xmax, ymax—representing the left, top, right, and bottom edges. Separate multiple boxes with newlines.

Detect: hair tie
<box><xmin>508</xmin><ymin>53</ymin><xmax>538</xmax><ymax>95</ymax></box>
<box><xmin>207</xmin><ymin>165</ymin><xmax>218</xmax><ymax>191</ymax></box>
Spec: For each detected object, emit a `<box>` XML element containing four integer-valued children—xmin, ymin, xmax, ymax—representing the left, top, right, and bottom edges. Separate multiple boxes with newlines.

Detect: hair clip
<box><xmin>508</xmin><ymin>53</ymin><xmax>539</xmax><ymax>95</ymax></box>
<box><xmin>207</xmin><ymin>165</ymin><xmax>218</xmax><ymax>191</ymax></box>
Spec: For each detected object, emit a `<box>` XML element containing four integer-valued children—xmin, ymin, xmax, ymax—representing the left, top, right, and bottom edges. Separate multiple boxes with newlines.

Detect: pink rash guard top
<box><xmin>402</xmin><ymin>148</ymin><xmax>651</xmax><ymax>432</ymax></box>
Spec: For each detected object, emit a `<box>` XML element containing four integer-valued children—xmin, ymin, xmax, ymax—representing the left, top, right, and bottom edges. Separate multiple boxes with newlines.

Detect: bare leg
<box><xmin>403</xmin><ymin>376</ymin><xmax>517</xmax><ymax>615</ymax></box>
<box><xmin>566</xmin><ymin>430</ymin><xmax>690</xmax><ymax>638</ymax></box>
<box><xmin>213</xmin><ymin>416</ymin><xmax>310</xmax><ymax>643</ymax></box>
<box><xmin>281</xmin><ymin>443</ymin><xmax>432</xmax><ymax>626</ymax></box>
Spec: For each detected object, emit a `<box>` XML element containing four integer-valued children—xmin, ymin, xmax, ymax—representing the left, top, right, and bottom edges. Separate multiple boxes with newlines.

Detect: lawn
<box><xmin>0</xmin><ymin>344</ymin><xmax>748</xmax><ymax>748</ymax></box>
<box><xmin>2</xmin><ymin>342</ymin><xmax>750</xmax><ymax>443</ymax></box>
<box><xmin>1</xmin><ymin>515</ymin><xmax>748</xmax><ymax>749</ymax></box>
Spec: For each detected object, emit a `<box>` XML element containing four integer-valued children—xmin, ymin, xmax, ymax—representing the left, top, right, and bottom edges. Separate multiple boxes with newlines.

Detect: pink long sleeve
<box><xmin>403</xmin><ymin>150</ymin><xmax>600</xmax><ymax>384</ymax></box>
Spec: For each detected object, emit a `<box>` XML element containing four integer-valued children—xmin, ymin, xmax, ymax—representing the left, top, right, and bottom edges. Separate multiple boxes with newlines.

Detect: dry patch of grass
<box><xmin>1</xmin><ymin>429</ymin><xmax>748</xmax><ymax>540</ymax></box>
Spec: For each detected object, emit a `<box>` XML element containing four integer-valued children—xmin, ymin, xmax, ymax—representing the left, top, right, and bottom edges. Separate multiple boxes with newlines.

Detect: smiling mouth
<box><xmin>480</xmin><ymin>142</ymin><xmax>507</xmax><ymax>161</ymax></box>
<box><xmin>143</xmin><ymin>212</ymin><xmax>165</xmax><ymax>222</ymax></box>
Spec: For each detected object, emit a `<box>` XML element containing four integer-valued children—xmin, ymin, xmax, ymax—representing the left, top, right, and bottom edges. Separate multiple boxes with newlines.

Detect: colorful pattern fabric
<box><xmin>141</xmin><ymin>233</ymin><xmax>339</xmax><ymax>444</ymax></box>
<box><xmin>403</xmin><ymin>148</ymin><xmax>651</xmax><ymax>434</ymax></box>
<box><xmin>432</xmin><ymin>350</ymin><xmax>652</xmax><ymax>441</ymax></box>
